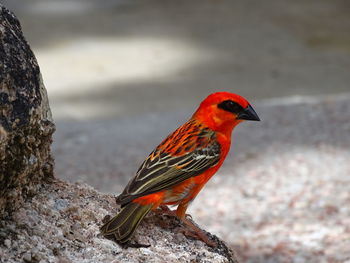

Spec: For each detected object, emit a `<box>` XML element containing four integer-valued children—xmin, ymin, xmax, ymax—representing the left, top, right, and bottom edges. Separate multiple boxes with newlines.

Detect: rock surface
<box><xmin>0</xmin><ymin>180</ymin><xmax>239</xmax><ymax>263</ymax></box>
<box><xmin>0</xmin><ymin>4</ymin><xmax>55</xmax><ymax>215</ymax></box>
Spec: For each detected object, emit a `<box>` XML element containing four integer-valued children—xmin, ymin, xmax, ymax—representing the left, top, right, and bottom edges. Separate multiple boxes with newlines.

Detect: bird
<box><xmin>101</xmin><ymin>91</ymin><xmax>260</xmax><ymax>247</ymax></box>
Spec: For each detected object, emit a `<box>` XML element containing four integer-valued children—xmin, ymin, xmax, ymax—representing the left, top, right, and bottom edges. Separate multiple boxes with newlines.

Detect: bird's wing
<box><xmin>116</xmin><ymin>139</ymin><xmax>221</xmax><ymax>206</ymax></box>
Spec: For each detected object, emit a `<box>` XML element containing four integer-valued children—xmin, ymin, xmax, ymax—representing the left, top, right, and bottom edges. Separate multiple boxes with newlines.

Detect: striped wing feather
<box><xmin>116</xmin><ymin>141</ymin><xmax>220</xmax><ymax>206</ymax></box>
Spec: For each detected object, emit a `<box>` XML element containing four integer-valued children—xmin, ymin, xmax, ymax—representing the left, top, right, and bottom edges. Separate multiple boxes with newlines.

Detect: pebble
<box><xmin>140</xmin><ymin>248</ymin><xmax>152</xmax><ymax>255</ymax></box>
<box><xmin>22</xmin><ymin>252</ymin><xmax>32</xmax><ymax>263</ymax></box>
<box><xmin>4</xmin><ymin>239</ymin><xmax>11</xmax><ymax>248</ymax></box>
<box><xmin>54</xmin><ymin>199</ymin><xmax>69</xmax><ymax>211</ymax></box>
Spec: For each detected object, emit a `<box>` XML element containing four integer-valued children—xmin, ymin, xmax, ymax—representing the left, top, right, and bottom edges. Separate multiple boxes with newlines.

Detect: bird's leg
<box><xmin>179</xmin><ymin>217</ymin><xmax>216</xmax><ymax>248</ymax></box>
<box><xmin>176</xmin><ymin>203</ymin><xmax>216</xmax><ymax>248</ymax></box>
<box><xmin>155</xmin><ymin>203</ymin><xmax>216</xmax><ymax>247</ymax></box>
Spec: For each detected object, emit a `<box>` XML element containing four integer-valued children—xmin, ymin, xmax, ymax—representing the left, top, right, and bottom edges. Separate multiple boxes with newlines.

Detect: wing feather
<box><xmin>116</xmin><ymin>141</ymin><xmax>221</xmax><ymax>206</ymax></box>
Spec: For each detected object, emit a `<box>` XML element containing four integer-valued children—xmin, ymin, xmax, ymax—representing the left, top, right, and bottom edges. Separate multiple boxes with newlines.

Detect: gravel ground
<box><xmin>53</xmin><ymin>94</ymin><xmax>350</xmax><ymax>262</ymax></box>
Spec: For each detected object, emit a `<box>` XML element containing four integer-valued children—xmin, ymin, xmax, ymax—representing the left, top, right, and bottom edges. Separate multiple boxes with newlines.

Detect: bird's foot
<box><xmin>180</xmin><ymin>217</ymin><xmax>217</xmax><ymax>248</ymax></box>
<box><xmin>179</xmin><ymin>227</ymin><xmax>217</xmax><ymax>248</ymax></box>
<box><xmin>155</xmin><ymin>206</ymin><xmax>215</xmax><ymax>247</ymax></box>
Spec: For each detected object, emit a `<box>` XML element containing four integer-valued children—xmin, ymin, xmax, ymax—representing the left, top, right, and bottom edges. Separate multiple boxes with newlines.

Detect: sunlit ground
<box><xmin>36</xmin><ymin>37</ymin><xmax>217</xmax><ymax>119</ymax></box>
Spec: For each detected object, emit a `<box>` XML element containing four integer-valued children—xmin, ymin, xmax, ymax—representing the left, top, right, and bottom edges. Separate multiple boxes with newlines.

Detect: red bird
<box><xmin>101</xmin><ymin>92</ymin><xmax>260</xmax><ymax>246</ymax></box>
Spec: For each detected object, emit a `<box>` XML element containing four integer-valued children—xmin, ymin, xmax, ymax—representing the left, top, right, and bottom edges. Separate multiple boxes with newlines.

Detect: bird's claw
<box><xmin>178</xmin><ymin>216</ymin><xmax>217</xmax><ymax>247</ymax></box>
<box><xmin>179</xmin><ymin>228</ymin><xmax>217</xmax><ymax>248</ymax></box>
<box><xmin>155</xmin><ymin>206</ymin><xmax>214</xmax><ymax>246</ymax></box>
<box><xmin>185</xmin><ymin>214</ymin><xmax>193</xmax><ymax>220</ymax></box>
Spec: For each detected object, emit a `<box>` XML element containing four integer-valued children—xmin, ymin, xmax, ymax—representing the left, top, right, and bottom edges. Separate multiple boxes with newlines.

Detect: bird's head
<box><xmin>193</xmin><ymin>92</ymin><xmax>260</xmax><ymax>134</ymax></box>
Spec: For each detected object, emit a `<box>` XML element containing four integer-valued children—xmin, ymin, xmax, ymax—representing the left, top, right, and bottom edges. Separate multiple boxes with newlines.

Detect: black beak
<box><xmin>237</xmin><ymin>105</ymin><xmax>260</xmax><ymax>121</ymax></box>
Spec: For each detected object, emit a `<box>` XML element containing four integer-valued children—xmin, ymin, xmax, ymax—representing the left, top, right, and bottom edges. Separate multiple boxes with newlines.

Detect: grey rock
<box><xmin>0</xmin><ymin>180</ymin><xmax>239</xmax><ymax>263</ymax></box>
<box><xmin>22</xmin><ymin>252</ymin><xmax>32</xmax><ymax>263</ymax></box>
<box><xmin>0</xmin><ymin>3</ymin><xmax>55</xmax><ymax>216</ymax></box>
<box><xmin>4</xmin><ymin>238</ymin><xmax>11</xmax><ymax>248</ymax></box>
<box><xmin>53</xmin><ymin>199</ymin><xmax>69</xmax><ymax>211</ymax></box>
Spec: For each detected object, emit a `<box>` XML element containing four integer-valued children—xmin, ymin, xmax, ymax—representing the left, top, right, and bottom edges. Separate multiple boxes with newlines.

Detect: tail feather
<box><xmin>101</xmin><ymin>202</ymin><xmax>153</xmax><ymax>243</ymax></box>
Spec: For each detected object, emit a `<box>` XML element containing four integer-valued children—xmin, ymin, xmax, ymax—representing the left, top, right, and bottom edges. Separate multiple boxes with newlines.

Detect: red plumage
<box><xmin>101</xmin><ymin>92</ymin><xmax>260</xmax><ymax>246</ymax></box>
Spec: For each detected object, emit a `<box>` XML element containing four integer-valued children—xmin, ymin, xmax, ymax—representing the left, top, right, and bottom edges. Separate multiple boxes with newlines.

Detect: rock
<box><xmin>4</xmin><ymin>239</ymin><xmax>11</xmax><ymax>248</ymax></box>
<box><xmin>0</xmin><ymin>180</ymin><xmax>239</xmax><ymax>263</ymax></box>
<box><xmin>0</xmin><ymin>4</ymin><xmax>55</xmax><ymax>216</ymax></box>
<box><xmin>22</xmin><ymin>252</ymin><xmax>32</xmax><ymax>263</ymax></box>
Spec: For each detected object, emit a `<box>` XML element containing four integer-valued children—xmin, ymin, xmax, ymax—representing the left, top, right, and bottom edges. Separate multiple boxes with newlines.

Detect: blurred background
<box><xmin>4</xmin><ymin>0</ymin><xmax>350</xmax><ymax>119</ymax></box>
<box><xmin>4</xmin><ymin>0</ymin><xmax>350</xmax><ymax>262</ymax></box>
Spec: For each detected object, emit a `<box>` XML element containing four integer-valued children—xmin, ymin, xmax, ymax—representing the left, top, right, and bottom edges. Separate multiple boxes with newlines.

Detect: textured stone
<box><xmin>0</xmin><ymin>180</ymin><xmax>239</xmax><ymax>263</ymax></box>
<box><xmin>0</xmin><ymin>4</ymin><xmax>55</xmax><ymax>216</ymax></box>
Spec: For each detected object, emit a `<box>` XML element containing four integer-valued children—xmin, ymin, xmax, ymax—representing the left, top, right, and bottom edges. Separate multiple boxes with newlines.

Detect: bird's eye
<box><xmin>217</xmin><ymin>100</ymin><xmax>244</xmax><ymax>114</ymax></box>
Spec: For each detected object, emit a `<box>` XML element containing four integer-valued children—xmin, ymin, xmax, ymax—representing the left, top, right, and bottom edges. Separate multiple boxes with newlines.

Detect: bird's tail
<box><xmin>100</xmin><ymin>202</ymin><xmax>153</xmax><ymax>244</ymax></box>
